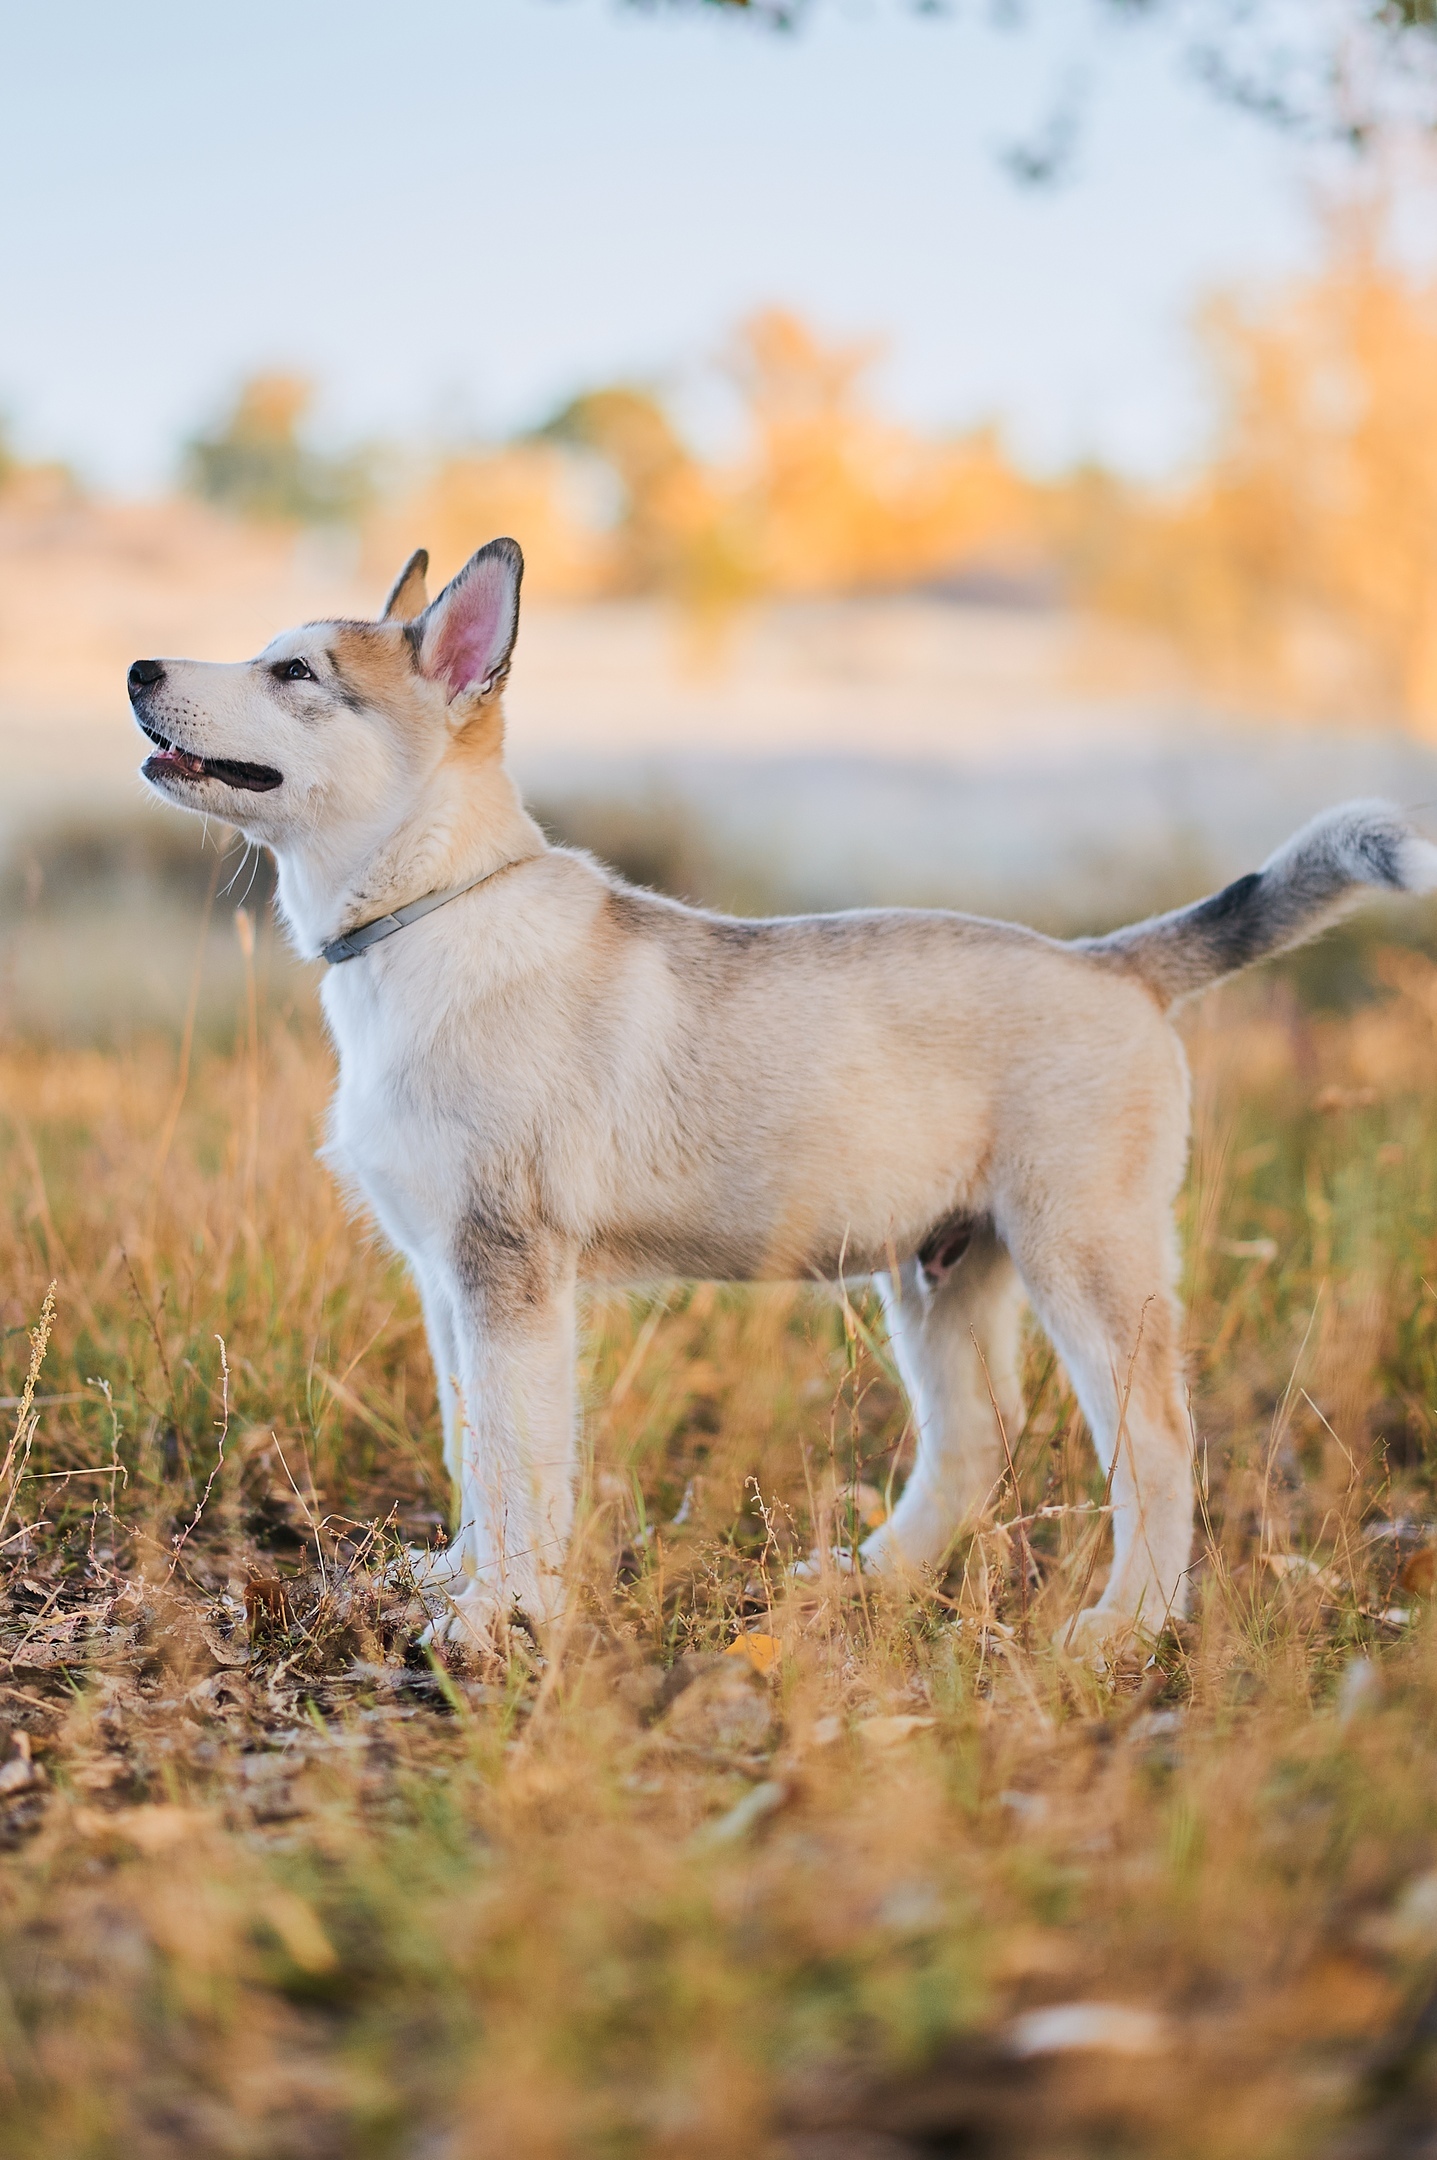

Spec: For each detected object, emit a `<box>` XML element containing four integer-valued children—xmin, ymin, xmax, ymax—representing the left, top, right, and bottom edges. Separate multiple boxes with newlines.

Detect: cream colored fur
<box><xmin>127</xmin><ymin>539</ymin><xmax>1437</xmax><ymax>1656</ymax></box>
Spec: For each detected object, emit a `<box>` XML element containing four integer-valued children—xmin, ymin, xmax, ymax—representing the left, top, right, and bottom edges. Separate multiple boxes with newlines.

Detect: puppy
<box><xmin>129</xmin><ymin>537</ymin><xmax>1437</xmax><ymax>1651</ymax></box>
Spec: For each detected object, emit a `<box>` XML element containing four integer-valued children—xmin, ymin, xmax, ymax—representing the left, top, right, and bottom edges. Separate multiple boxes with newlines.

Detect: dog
<box><xmin>129</xmin><ymin>537</ymin><xmax>1437</xmax><ymax>1653</ymax></box>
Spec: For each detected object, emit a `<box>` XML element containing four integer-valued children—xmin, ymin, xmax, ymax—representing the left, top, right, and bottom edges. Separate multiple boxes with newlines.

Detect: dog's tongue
<box><xmin>152</xmin><ymin>746</ymin><xmax>207</xmax><ymax>779</ymax></box>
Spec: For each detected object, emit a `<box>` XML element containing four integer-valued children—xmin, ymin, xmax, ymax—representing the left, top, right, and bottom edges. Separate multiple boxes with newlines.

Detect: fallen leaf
<box><xmin>1400</xmin><ymin>1546</ymin><xmax>1437</xmax><ymax>1597</ymax></box>
<box><xmin>725</xmin><ymin>1632</ymin><xmax>782</xmax><ymax>1677</ymax></box>
<box><xmin>11</xmin><ymin>1645</ymin><xmax>75</xmax><ymax>1672</ymax></box>
<box><xmin>198</xmin><ymin>1623</ymin><xmax>252</xmax><ymax>1669</ymax></box>
<box><xmin>244</xmin><ymin>1578</ymin><xmax>289</xmax><ymax>1632</ymax></box>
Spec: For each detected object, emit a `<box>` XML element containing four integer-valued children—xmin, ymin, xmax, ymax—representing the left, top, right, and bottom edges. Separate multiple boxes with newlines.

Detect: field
<box><xmin>4</xmin><ymin>908</ymin><xmax>1437</xmax><ymax>2159</ymax></box>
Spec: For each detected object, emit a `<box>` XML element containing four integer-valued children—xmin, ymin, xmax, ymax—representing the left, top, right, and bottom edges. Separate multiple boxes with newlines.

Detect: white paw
<box><xmin>416</xmin><ymin>1566</ymin><xmax>565</xmax><ymax>1654</ymax></box>
<box><xmin>1055</xmin><ymin>1606</ymin><xmax>1147</xmax><ymax>1665</ymax></box>
<box><xmin>791</xmin><ymin>1546</ymin><xmax>863</xmax><ymax>1581</ymax></box>
<box><xmin>394</xmin><ymin>1538</ymin><xmax>470</xmax><ymax>1591</ymax></box>
<box><xmin>857</xmin><ymin>1520</ymin><xmax>950</xmax><ymax>1577</ymax></box>
<box><xmin>417</xmin><ymin>1580</ymin><xmax>514</xmax><ymax>1655</ymax></box>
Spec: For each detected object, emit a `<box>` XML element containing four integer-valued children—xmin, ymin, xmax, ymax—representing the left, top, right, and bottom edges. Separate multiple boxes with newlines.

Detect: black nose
<box><xmin>128</xmin><ymin>658</ymin><xmax>165</xmax><ymax>693</ymax></box>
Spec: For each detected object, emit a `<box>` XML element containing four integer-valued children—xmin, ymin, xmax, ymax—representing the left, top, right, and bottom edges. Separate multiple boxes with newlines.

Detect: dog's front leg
<box><xmin>426</xmin><ymin>1234</ymin><xmax>580</xmax><ymax>1649</ymax></box>
<box><xmin>400</xmin><ymin>1267</ymin><xmax>472</xmax><ymax>1591</ymax></box>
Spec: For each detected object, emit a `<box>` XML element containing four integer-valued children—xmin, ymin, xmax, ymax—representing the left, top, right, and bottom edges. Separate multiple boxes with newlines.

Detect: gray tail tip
<box><xmin>1294</xmin><ymin>800</ymin><xmax>1437</xmax><ymax>896</ymax></box>
<box><xmin>1370</xmin><ymin>810</ymin><xmax>1437</xmax><ymax>895</ymax></box>
<box><xmin>1397</xmin><ymin>827</ymin><xmax>1437</xmax><ymax>895</ymax></box>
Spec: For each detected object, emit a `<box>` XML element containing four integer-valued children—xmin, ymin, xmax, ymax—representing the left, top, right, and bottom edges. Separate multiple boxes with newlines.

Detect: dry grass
<box><xmin>4</xmin><ymin>930</ymin><xmax>1437</xmax><ymax>2158</ymax></box>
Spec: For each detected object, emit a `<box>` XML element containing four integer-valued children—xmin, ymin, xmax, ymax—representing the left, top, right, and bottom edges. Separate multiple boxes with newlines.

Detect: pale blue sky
<box><xmin>2</xmin><ymin>0</ymin><xmax>1334</xmax><ymax>490</ymax></box>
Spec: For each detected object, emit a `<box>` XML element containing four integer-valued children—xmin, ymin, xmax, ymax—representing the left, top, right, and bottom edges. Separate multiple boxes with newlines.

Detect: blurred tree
<box><xmin>0</xmin><ymin>416</ymin><xmax>77</xmax><ymax>510</ymax></box>
<box><xmin>183</xmin><ymin>375</ymin><xmax>373</xmax><ymax>526</ymax></box>
<box><xmin>637</xmin><ymin>0</ymin><xmax>1437</xmax><ymax>161</ymax></box>
<box><xmin>1068</xmin><ymin>221</ymin><xmax>1437</xmax><ymax>732</ymax></box>
<box><xmin>369</xmin><ymin>441</ymin><xmax>608</xmax><ymax>599</ymax></box>
<box><xmin>728</xmin><ymin>309</ymin><xmax>1036</xmax><ymax>595</ymax></box>
<box><xmin>513</xmin><ymin>263</ymin><xmax>1437</xmax><ymax>738</ymax></box>
<box><xmin>537</xmin><ymin>387</ymin><xmax>742</xmax><ymax>601</ymax></box>
<box><xmin>532</xmin><ymin>316</ymin><xmax>1043</xmax><ymax>611</ymax></box>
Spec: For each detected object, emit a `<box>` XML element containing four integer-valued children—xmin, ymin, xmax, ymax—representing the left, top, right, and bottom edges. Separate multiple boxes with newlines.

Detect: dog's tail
<box><xmin>1079</xmin><ymin>800</ymin><xmax>1437</xmax><ymax>1011</ymax></box>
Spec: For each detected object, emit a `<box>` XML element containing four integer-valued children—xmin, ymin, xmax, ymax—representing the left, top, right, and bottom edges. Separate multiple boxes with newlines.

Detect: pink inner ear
<box><xmin>424</xmin><ymin>556</ymin><xmax>515</xmax><ymax>697</ymax></box>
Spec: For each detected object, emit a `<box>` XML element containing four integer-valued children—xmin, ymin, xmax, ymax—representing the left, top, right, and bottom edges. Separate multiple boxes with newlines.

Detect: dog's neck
<box><xmin>270</xmin><ymin>744</ymin><xmax>546</xmax><ymax>961</ymax></box>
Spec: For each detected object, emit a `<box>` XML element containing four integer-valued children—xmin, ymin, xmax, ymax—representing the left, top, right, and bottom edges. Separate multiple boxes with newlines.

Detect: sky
<box><xmin>1</xmin><ymin>0</ymin><xmax>1338</xmax><ymax>492</ymax></box>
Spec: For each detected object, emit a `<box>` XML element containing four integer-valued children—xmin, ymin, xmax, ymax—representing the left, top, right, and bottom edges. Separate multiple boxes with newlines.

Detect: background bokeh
<box><xmin>4</xmin><ymin>0</ymin><xmax>1437</xmax><ymax>1042</ymax></box>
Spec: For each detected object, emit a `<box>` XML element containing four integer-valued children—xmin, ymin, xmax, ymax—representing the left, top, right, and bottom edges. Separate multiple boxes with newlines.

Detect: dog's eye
<box><xmin>278</xmin><ymin>657</ymin><xmax>315</xmax><ymax>682</ymax></box>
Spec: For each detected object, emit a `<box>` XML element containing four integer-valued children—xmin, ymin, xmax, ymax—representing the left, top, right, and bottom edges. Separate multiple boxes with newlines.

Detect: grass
<box><xmin>4</xmin><ymin>923</ymin><xmax>1437</xmax><ymax>2157</ymax></box>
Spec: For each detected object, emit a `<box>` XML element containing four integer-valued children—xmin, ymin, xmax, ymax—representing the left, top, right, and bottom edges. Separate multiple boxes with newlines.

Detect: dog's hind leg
<box><xmin>1008</xmin><ymin>1220</ymin><xmax>1194</xmax><ymax>1655</ymax></box>
<box><xmin>860</xmin><ymin>1223</ymin><xmax>1027</xmax><ymax>1576</ymax></box>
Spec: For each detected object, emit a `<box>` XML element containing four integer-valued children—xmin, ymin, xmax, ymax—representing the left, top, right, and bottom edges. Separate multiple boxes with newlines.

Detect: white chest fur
<box><xmin>319</xmin><ymin>962</ymin><xmax>477</xmax><ymax>1261</ymax></box>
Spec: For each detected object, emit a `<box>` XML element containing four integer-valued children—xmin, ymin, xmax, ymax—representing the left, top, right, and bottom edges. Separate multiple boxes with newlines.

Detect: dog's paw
<box><xmin>395</xmin><ymin>1539</ymin><xmax>470</xmax><ymax>1591</ymax></box>
<box><xmin>791</xmin><ymin>1546</ymin><xmax>863</xmax><ymax>1582</ymax></box>
<box><xmin>418</xmin><ymin>1580</ymin><xmax>515</xmax><ymax>1657</ymax></box>
<box><xmin>417</xmin><ymin>1568</ymin><xmax>563</xmax><ymax>1660</ymax></box>
<box><xmin>1055</xmin><ymin>1606</ymin><xmax>1147</xmax><ymax>1666</ymax></box>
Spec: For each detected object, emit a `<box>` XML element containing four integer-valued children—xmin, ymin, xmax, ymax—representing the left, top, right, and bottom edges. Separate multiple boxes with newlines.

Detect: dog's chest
<box><xmin>322</xmin><ymin>988</ymin><xmax>489</xmax><ymax>1251</ymax></box>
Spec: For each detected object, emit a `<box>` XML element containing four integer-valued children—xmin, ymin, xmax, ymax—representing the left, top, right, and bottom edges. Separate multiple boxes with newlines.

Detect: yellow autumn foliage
<box><xmin>374</xmin><ymin>310</ymin><xmax>1042</xmax><ymax>612</ymax></box>
<box><xmin>367</xmin><ymin>441</ymin><xmax>609</xmax><ymax>599</ymax></box>
<box><xmin>725</xmin><ymin>309</ymin><xmax>1038</xmax><ymax>599</ymax></box>
<box><xmin>367</xmin><ymin>231</ymin><xmax>1437</xmax><ymax>736</ymax></box>
<box><xmin>1076</xmin><ymin>228</ymin><xmax>1437</xmax><ymax>734</ymax></box>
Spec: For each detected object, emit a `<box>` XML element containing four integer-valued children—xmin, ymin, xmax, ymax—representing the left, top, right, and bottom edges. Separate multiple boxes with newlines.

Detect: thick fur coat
<box><xmin>128</xmin><ymin>539</ymin><xmax>1437</xmax><ymax>1652</ymax></box>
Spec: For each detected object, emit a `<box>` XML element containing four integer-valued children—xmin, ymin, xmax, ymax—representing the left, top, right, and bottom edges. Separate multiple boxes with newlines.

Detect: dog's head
<box><xmin>128</xmin><ymin>537</ymin><xmax>524</xmax><ymax>852</ymax></box>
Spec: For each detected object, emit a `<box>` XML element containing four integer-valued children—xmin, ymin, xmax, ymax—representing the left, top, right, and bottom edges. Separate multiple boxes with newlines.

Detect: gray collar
<box><xmin>321</xmin><ymin>858</ymin><xmax>522</xmax><ymax>965</ymax></box>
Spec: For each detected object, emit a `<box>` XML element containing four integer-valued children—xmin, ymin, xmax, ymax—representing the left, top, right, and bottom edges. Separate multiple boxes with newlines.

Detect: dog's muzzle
<box><xmin>130</xmin><ymin>661</ymin><xmax>284</xmax><ymax>794</ymax></box>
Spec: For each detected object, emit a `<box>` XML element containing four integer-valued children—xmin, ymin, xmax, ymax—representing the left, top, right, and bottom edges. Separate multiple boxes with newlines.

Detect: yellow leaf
<box><xmin>725</xmin><ymin>1632</ymin><xmax>782</xmax><ymax>1676</ymax></box>
<box><xmin>853</xmin><ymin>1482</ymin><xmax>889</xmax><ymax>1529</ymax></box>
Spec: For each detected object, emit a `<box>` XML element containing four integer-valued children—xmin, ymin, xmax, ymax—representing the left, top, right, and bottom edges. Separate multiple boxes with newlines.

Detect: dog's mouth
<box><xmin>138</xmin><ymin>720</ymin><xmax>283</xmax><ymax>794</ymax></box>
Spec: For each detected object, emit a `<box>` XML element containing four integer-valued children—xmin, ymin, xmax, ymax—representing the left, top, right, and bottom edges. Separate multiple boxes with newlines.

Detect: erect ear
<box><xmin>417</xmin><ymin>537</ymin><xmax>524</xmax><ymax>705</ymax></box>
<box><xmin>381</xmin><ymin>547</ymin><xmax>430</xmax><ymax>621</ymax></box>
